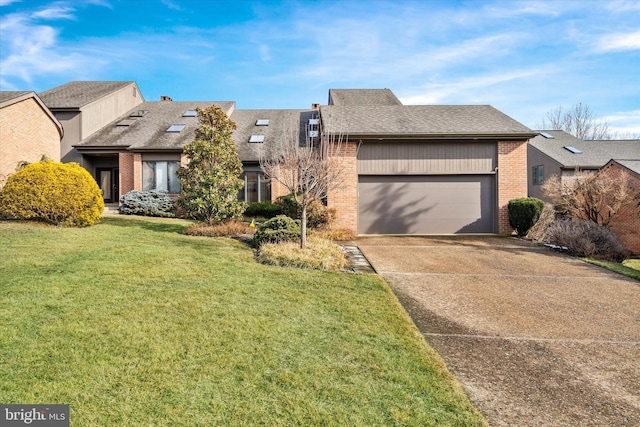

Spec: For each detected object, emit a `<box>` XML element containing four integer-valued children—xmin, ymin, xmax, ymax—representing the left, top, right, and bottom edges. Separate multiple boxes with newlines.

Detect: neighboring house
<box><xmin>527</xmin><ymin>130</ymin><xmax>640</xmax><ymax>200</ymax></box>
<box><xmin>39</xmin><ymin>81</ymin><xmax>144</xmax><ymax>164</ymax></box>
<box><xmin>321</xmin><ymin>89</ymin><xmax>536</xmax><ymax>234</ymax></box>
<box><xmin>0</xmin><ymin>91</ymin><xmax>63</xmax><ymax>185</ymax></box>
<box><xmin>600</xmin><ymin>160</ymin><xmax>640</xmax><ymax>255</ymax></box>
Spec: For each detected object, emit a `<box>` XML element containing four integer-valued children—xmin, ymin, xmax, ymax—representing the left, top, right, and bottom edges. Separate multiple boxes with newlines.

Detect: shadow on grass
<box><xmin>100</xmin><ymin>215</ymin><xmax>191</xmax><ymax>234</ymax></box>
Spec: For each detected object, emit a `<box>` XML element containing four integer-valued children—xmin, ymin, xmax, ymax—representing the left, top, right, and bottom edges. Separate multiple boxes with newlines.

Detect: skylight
<box><xmin>117</xmin><ymin>119</ymin><xmax>135</xmax><ymax>127</ymax></box>
<box><xmin>129</xmin><ymin>110</ymin><xmax>149</xmax><ymax>117</ymax></box>
<box><xmin>255</xmin><ymin>119</ymin><xmax>270</xmax><ymax>126</ymax></box>
<box><xmin>166</xmin><ymin>124</ymin><xmax>186</xmax><ymax>133</ymax></box>
<box><xmin>540</xmin><ymin>132</ymin><xmax>554</xmax><ymax>139</ymax></box>
<box><xmin>563</xmin><ymin>146</ymin><xmax>583</xmax><ymax>154</ymax></box>
<box><xmin>183</xmin><ymin>110</ymin><xmax>197</xmax><ymax>117</ymax></box>
<box><xmin>249</xmin><ymin>134</ymin><xmax>265</xmax><ymax>143</ymax></box>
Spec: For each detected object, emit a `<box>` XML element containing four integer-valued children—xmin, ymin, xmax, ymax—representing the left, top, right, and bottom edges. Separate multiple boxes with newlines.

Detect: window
<box><xmin>249</xmin><ymin>134</ymin><xmax>265</xmax><ymax>143</ymax></box>
<box><xmin>183</xmin><ymin>110</ymin><xmax>197</xmax><ymax>117</ymax></box>
<box><xmin>166</xmin><ymin>124</ymin><xmax>186</xmax><ymax>132</ymax></box>
<box><xmin>130</xmin><ymin>110</ymin><xmax>149</xmax><ymax>117</ymax></box>
<box><xmin>238</xmin><ymin>171</ymin><xmax>271</xmax><ymax>203</ymax></box>
<box><xmin>255</xmin><ymin>119</ymin><xmax>270</xmax><ymax>126</ymax></box>
<box><xmin>563</xmin><ymin>145</ymin><xmax>583</xmax><ymax>154</ymax></box>
<box><xmin>143</xmin><ymin>161</ymin><xmax>181</xmax><ymax>193</ymax></box>
<box><xmin>533</xmin><ymin>165</ymin><xmax>544</xmax><ymax>185</ymax></box>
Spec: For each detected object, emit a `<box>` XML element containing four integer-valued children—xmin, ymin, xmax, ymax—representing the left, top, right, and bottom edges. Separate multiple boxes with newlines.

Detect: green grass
<box><xmin>584</xmin><ymin>258</ymin><xmax>640</xmax><ymax>281</ymax></box>
<box><xmin>0</xmin><ymin>216</ymin><xmax>485</xmax><ymax>426</ymax></box>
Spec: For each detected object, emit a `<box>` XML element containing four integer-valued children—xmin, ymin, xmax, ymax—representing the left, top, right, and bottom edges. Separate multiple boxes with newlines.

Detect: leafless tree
<box><xmin>538</xmin><ymin>102</ymin><xmax>612</xmax><ymax>140</ymax></box>
<box><xmin>259</xmin><ymin>111</ymin><xmax>347</xmax><ymax>248</ymax></box>
<box><xmin>542</xmin><ymin>168</ymin><xmax>635</xmax><ymax>227</ymax></box>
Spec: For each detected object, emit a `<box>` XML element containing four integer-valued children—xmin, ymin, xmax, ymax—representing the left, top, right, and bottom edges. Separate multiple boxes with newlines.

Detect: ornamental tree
<box><xmin>177</xmin><ymin>105</ymin><xmax>244</xmax><ymax>224</ymax></box>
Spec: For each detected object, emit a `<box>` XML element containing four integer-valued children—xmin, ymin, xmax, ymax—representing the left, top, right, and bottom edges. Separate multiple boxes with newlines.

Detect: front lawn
<box><xmin>584</xmin><ymin>257</ymin><xmax>640</xmax><ymax>281</ymax></box>
<box><xmin>0</xmin><ymin>216</ymin><xmax>484</xmax><ymax>426</ymax></box>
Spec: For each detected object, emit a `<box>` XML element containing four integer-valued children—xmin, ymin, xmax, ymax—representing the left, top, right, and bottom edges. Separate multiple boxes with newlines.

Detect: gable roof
<box><xmin>39</xmin><ymin>81</ymin><xmax>140</xmax><ymax>109</ymax></box>
<box><xmin>530</xmin><ymin>130</ymin><xmax>640</xmax><ymax>168</ymax></box>
<box><xmin>75</xmin><ymin>101</ymin><xmax>235</xmax><ymax>151</ymax></box>
<box><xmin>605</xmin><ymin>159</ymin><xmax>640</xmax><ymax>177</ymax></box>
<box><xmin>320</xmin><ymin>104</ymin><xmax>534</xmax><ymax>138</ymax></box>
<box><xmin>0</xmin><ymin>91</ymin><xmax>63</xmax><ymax>138</ymax></box>
<box><xmin>328</xmin><ymin>89</ymin><xmax>402</xmax><ymax>106</ymax></box>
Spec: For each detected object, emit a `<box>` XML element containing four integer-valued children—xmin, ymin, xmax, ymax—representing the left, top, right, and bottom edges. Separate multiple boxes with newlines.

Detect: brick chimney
<box><xmin>160</xmin><ymin>96</ymin><xmax>173</xmax><ymax>102</ymax></box>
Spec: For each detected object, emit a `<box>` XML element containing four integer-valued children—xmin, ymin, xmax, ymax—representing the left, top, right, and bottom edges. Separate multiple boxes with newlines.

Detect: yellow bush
<box><xmin>0</xmin><ymin>160</ymin><xmax>104</xmax><ymax>226</ymax></box>
<box><xmin>257</xmin><ymin>236</ymin><xmax>347</xmax><ymax>270</ymax></box>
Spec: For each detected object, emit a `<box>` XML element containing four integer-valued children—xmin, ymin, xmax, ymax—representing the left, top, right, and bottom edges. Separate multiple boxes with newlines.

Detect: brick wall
<box><xmin>327</xmin><ymin>141</ymin><xmax>358</xmax><ymax>232</ymax></box>
<box><xmin>603</xmin><ymin>164</ymin><xmax>640</xmax><ymax>256</ymax></box>
<box><xmin>118</xmin><ymin>152</ymin><xmax>135</xmax><ymax>197</ymax></box>
<box><xmin>497</xmin><ymin>140</ymin><xmax>528</xmax><ymax>234</ymax></box>
<box><xmin>0</xmin><ymin>97</ymin><xmax>61</xmax><ymax>185</ymax></box>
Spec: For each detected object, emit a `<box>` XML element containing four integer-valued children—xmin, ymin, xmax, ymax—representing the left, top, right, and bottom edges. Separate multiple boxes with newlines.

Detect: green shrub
<box><xmin>244</xmin><ymin>201</ymin><xmax>283</xmax><ymax>219</ymax></box>
<box><xmin>275</xmin><ymin>193</ymin><xmax>335</xmax><ymax>229</ymax></box>
<box><xmin>545</xmin><ymin>219</ymin><xmax>630</xmax><ymax>262</ymax></box>
<box><xmin>253</xmin><ymin>215</ymin><xmax>300</xmax><ymax>247</ymax></box>
<box><xmin>0</xmin><ymin>160</ymin><xmax>103</xmax><ymax>226</ymax></box>
<box><xmin>508</xmin><ymin>197</ymin><xmax>545</xmax><ymax>237</ymax></box>
<box><xmin>119</xmin><ymin>190</ymin><xmax>176</xmax><ymax>217</ymax></box>
<box><xmin>257</xmin><ymin>236</ymin><xmax>347</xmax><ymax>270</ymax></box>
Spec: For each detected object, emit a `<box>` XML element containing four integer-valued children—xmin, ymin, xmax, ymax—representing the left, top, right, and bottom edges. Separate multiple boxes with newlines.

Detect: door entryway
<box><xmin>96</xmin><ymin>167</ymin><xmax>119</xmax><ymax>203</ymax></box>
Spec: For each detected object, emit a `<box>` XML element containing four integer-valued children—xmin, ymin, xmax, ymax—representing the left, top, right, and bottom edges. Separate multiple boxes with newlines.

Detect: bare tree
<box><xmin>538</xmin><ymin>102</ymin><xmax>612</xmax><ymax>140</ymax></box>
<box><xmin>259</xmin><ymin>111</ymin><xmax>346</xmax><ymax>248</ymax></box>
<box><xmin>542</xmin><ymin>168</ymin><xmax>634</xmax><ymax>227</ymax></box>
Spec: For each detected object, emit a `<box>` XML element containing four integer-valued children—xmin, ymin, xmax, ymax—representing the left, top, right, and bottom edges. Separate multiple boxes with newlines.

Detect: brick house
<box><xmin>0</xmin><ymin>91</ymin><xmax>63</xmax><ymax>185</ymax></box>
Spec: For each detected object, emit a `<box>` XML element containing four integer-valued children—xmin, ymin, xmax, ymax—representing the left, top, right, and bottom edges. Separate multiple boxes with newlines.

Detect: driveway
<box><xmin>357</xmin><ymin>236</ymin><xmax>640</xmax><ymax>427</ymax></box>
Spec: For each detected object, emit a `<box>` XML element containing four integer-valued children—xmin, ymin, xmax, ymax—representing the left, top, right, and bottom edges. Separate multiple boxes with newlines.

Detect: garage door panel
<box><xmin>358</xmin><ymin>175</ymin><xmax>494</xmax><ymax>234</ymax></box>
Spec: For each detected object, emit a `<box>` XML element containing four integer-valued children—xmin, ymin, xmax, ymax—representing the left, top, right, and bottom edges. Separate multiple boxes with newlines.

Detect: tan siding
<box><xmin>53</xmin><ymin>111</ymin><xmax>82</xmax><ymax>162</ymax></box>
<box><xmin>358</xmin><ymin>141</ymin><xmax>496</xmax><ymax>175</ymax></box>
<box><xmin>81</xmin><ymin>84</ymin><xmax>143</xmax><ymax>140</ymax></box>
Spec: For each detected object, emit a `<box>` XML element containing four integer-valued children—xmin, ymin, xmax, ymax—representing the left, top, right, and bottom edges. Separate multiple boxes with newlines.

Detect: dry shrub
<box><xmin>545</xmin><ymin>219</ymin><xmax>630</xmax><ymax>262</ymax></box>
<box><xmin>184</xmin><ymin>220</ymin><xmax>256</xmax><ymax>238</ymax></box>
<box><xmin>313</xmin><ymin>227</ymin><xmax>357</xmax><ymax>242</ymax></box>
<box><xmin>526</xmin><ymin>203</ymin><xmax>557</xmax><ymax>241</ymax></box>
<box><xmin>257</xmin><ymin>236</ymin><xmax>347</xmax><ymax>270</ymax></box>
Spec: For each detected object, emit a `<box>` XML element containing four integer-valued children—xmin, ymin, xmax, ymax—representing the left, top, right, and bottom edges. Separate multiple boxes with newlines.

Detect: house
<box><xmin>0</xmin><ymin>91</ymin><xmax>63</xmax><ymax>185</ymax></box>
<box><xmin>321</xmin><ymin>89</ymin><xmax>536</xmax><ymax>234</ymax></box>
<box><xmin>527</xmin><ymin>130</ymin><xmax>640</xmax><ymax>200</ymax></box>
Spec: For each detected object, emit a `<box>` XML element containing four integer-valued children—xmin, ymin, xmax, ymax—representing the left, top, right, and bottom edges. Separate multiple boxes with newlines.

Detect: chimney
<box><xmin>311</xmin><ymin>103</ymin><xmax>320</xmax><ymax>110</ymax></box>
<box><xmin>160</xmin><ymin>96</ymin><xmax>173</xmax><ymax>102</ymax></box>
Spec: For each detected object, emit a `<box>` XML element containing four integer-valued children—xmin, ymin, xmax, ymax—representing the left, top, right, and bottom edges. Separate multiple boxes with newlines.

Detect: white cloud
<box><xmin>0</xmin><ymin>0</ymin><xmax>20</xmax><ymax>6</ymax></box>
<box><xmin>595</xmin><ymin>31</ymin><xmax>640</xmax><ymax>52</ymax></box>
<box><xmin>602</xmin><ymin>109</ymin><xmax>640</xmax><ymax>137</ymax></box>
<box><xmin>32</xmin><ymin>5</ymin><xmax>76</xmax><ymax>20</ymax></box>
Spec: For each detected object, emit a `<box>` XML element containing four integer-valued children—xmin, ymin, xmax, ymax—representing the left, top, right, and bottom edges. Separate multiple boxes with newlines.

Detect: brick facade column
<box><xmin>497</xmin><ymin>140</ymin><xmax>528</xmax><ymax>234</ymax></box>
<box><xmin>132</xmin><ymin>153</ymin><xmax>142</xmax><ymax>191</ymax></box>
<box><xmin>327</xmin><ymin>141</ymin><xmax>358</xmax><ymax>233</ymax></box>
<box><xmin>118</xmin><ymin>152</ymin><xmax>134</xmax><ymax>199</ymax></box>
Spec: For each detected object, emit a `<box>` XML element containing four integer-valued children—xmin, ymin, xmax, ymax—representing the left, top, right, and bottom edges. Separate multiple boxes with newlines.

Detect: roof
<box><xmin>39</xmin><ymin>81</ymin><xmax>139</xmax><ymax>109</ymax></box>
<box><xmin>320</xmin><ymin>104</ymin><xmax>535</xmax><ymax>138</ymax></box>
<box><xmin>75</xmin><ymin>101</ymin><xmax>236</xmax><ymax>151</ymax></box>
<box><xmin>328</xmin><ymin>89</ymin><xmax>402</xmax><ymax>106</ymax></box>
<box><xmin>230</xmin><ymin>109</ymin><xmax>317</xmax><ymax>162</ymax></box>
<box><xmin>604</xmin><ymin>159</ymin><xmax>640</xmax><ymax>177</ymax></box>
<box><xmin>529</xmin><ymin>130</ymin><xmax>640</xmax><ymax>168</ymax></box>
<box><xmin>0</xmin><ymin>91</ymin><xmax>64</xmax><ymax>138</ymax></box>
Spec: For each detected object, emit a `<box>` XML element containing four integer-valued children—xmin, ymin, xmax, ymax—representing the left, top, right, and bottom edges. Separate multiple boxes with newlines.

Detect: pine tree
<box><xmin>177</xmin><ymin>105</ymin><xmax>244</xmax><ymax>224</ymax></box>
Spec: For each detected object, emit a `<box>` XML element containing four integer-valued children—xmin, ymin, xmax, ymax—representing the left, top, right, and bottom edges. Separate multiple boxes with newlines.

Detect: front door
<box><xmin>97</xmin><ymin>168</ymin><xmax>119</xmax><ymax>203</ymax></box>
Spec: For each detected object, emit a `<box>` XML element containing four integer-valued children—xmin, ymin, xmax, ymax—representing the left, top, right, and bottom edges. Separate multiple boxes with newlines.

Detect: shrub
<box><xmin>183</xmin><ymin>220</ymin><xmax>256</xmax><ymax>238</ymax></box>
<box><xmin>257</xmin><ymin>236</ymin><xmax>347</xmax><ymax>270</ymax></box>
<box><xmin>544</xmin><ymin>219</ymin><xmax>630</xmax><ymax>262</ymax></box>
<box><xmin>119</xmin><ymin>190</ymin><xmax>176</xmax><ymax>217</ymax></box>
<box><xmin>508</xmin><ymin>197</ymin><xmax>545</xmax><ymax>237</ymax></box>
<box><xmin>0</xmin><ymin>160</ymin><xmax>103</xmax><ymax>226</ymax></box>
<box><xmin>275</xmin><ymin>193</ymin><xmax>335</xmax><ymax>229</ymax></box>
<box><xmin>244</xmin><ymin>202</ymin><xmax>283</xmax><ymax>219</ymax></box>
<box><xmin>253</xmin><ymin>215</ymin><xmax>301</xmax><ymax>247</ymax></box>
<box><xmin>313</xmin><ymin>227</ymin><xmax>357</xmax><ymax>242</ymax></box>
<box><xmin>526</xmin><ymin>203</ymin><xmax>556</xmax><ymax>242</ymax></box>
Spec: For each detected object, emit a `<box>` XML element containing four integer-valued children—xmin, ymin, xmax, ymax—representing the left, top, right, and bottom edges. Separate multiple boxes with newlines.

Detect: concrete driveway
<box><xmin>357</xmin><ymin>236</ymin><xmax>640</xmax><ymax>427</ymax></box>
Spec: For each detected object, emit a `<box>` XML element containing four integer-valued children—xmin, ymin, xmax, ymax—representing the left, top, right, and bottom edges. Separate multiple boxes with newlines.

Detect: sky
<box><xmin>1</xmin><ymin>0</ymin><xmax>639</xmax><ymax>136</ymax></box>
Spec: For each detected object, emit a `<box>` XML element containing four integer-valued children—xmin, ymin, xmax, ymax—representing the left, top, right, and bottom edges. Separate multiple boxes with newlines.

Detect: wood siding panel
<box><xmin>357</xmin><ymin>141</ymin><xmax>496</xmax><ymax>175</ymax></box>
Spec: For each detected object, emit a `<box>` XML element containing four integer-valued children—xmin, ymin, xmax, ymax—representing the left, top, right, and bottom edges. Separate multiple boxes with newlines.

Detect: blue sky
<box><xmin>1</xmin><ymin>0</ymin><xmax>639</xmax><ymax>135</ymax></box>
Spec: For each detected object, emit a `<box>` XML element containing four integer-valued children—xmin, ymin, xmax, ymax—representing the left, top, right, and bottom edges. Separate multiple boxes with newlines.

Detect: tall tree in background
<box><xmin>260</xmin><ymin>113</ymin><xmax>346</xmax><ymax>248</ymax></box>
<box><xmin>539</xmin><ymin>102</ymin><xmax>612</xmax><ymax>140</ymax></box>
<box><xmin>177</xmin><ymin>105</ymin><xmax>244</xmax><ymax>224</ymax></box>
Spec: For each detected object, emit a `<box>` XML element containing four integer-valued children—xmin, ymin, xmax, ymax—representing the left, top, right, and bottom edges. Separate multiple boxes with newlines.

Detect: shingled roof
<box><xmin>39</xmin><ymin>81</ymin><xmax>139</xmax><ymax>109</ymax></box>
<box><xmin>0</xmin><ymin>91</ymin><xmax>33</xmax><ymax>105</ymax></box>
<box><xmin>328</xmin><ymin>89</ymin><xmax>402</xmax><ymax>106</ymax></box>
<box><xmin>320</xmin><ymin>104</ymin><xmax>534</xmax><ymax>138</ymax></box>
<box><xmin>76</xmin><ymin>101</ymin><xmax>235</xmax><ymax>151</ymax></box>
<box><xmin>530</xmin><ymin>130</ymin><xmax>640</xmax><ymax>168</ymax></box>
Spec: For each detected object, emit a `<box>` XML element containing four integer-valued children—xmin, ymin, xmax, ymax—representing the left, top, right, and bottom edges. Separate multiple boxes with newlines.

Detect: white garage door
<box><xmin>358</xmin><ymin>175</ymin><xmax>495</xmax><ymax>234</ymax></box>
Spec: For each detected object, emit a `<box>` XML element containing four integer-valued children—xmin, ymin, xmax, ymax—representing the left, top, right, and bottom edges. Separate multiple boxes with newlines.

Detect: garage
<box><xmin>358</xmin><ymin>175</ymin><xmax>495</xmax><ymax>234</ymax></box>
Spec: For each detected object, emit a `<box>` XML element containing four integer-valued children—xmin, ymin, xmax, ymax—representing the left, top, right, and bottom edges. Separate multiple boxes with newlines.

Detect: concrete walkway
<box><xmin>357</xmin><ymin>236</ymin><xmax>640</xmax><ymax>426</ymax></box>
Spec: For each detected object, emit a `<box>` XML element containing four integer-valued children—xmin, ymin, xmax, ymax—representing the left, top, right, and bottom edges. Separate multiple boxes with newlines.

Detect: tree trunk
<box><xmin>300</xmin><ymin>203</ymin><xmax>307</xmax><ymax>248</ymax></box>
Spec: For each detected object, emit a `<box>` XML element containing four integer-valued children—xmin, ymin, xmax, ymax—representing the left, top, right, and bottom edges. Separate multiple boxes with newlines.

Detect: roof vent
<box><xmin>255</xmin><ymin>119</ymin><xmax>270</xmax><ymax>126</ymax></box>
<box><xmin>540</xmin><ymin>132</ymin><xmax>554</xmax><ymax>139</ymax></box>
<box><xmin>563</xmin><ymin>146</ymin><xmax>583</xmax><ymax>154</ymax></box>
<box><xmin>249</xmin><ymin>134</ymin><xmax>265</xmax><ymax>143</ymax></box>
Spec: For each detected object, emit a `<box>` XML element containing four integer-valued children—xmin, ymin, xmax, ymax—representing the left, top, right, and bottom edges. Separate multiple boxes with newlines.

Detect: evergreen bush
<box><xmin>253</xmin><ymin>215</ymin><xmax>301</xmax><ymax>247</ymax></box>
<box><xmin>0</xmin><ymin>160</ymin><xmax>103</xmax><ymax>226</ymax></box>
<box><xmin>118</xmin><ymin>190</ymin><xmax>176</xmax><ymax>217</ymax></box>
<box><xmin>244</xmin><ymin>202</ymin><xmax>283</xmax><ymax>219</ymax></box>
<box><xmin>275</xmin><ymin>193</ymin><xmax>335</xmax><ymax>229</ymax></box>
<box><xmin>508</xmin><ymin>197</ymin><xmax>545</xmax><ymax>237</ymax></box>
